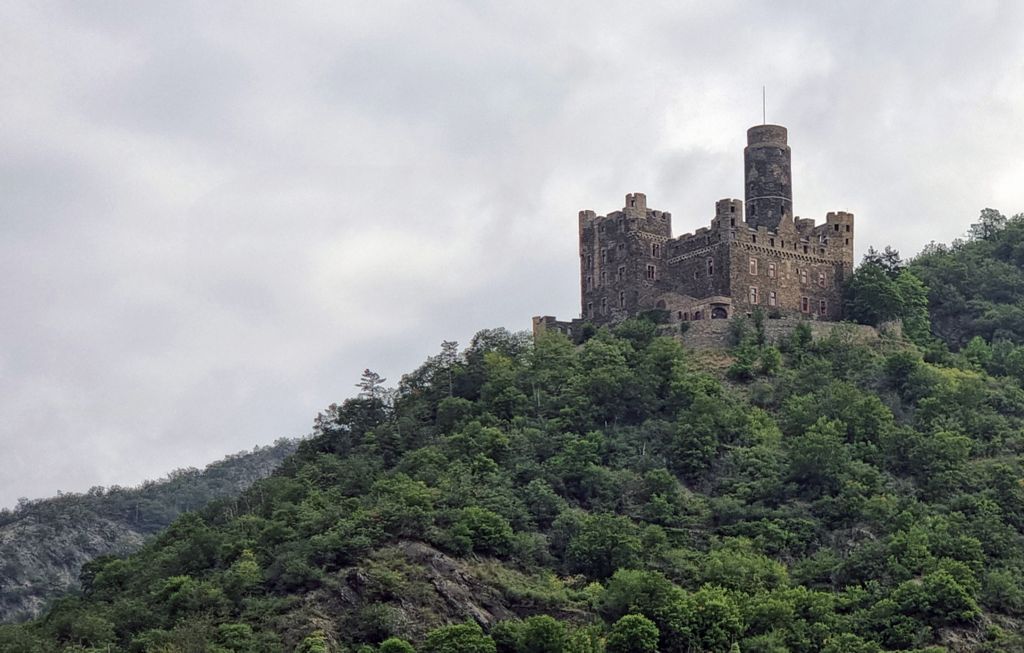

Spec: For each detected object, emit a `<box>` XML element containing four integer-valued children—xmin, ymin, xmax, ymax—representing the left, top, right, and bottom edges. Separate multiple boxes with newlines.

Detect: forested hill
<box><xmin>0</xmin><ymin>439</ymin><xmax>298</xmax><ymax>624</ymax></box>
<box><xmin>6</xmin><ymin>313</ymin><xmax>1024</xmax><ymax>652</ymax></box>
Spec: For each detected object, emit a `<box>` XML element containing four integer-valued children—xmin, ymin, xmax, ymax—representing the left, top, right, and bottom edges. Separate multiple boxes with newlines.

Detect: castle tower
<box><xmin>744</xmin><ymin>124</ymin><xmax>792</xmax><ymax>230</ymax></box>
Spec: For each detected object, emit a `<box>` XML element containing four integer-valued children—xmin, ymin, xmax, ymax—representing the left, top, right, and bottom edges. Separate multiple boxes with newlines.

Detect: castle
<box><xmin>534</xmin><ymin>123</ymin><xmax>855</xmax><ymax>339</ymax></box>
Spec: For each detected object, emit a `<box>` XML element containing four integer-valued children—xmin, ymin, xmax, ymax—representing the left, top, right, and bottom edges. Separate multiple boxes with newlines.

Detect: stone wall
<box><xmin>677</xmin><ymin>317</ymin><xmax>880</xmax><ymax>350</ymax></box>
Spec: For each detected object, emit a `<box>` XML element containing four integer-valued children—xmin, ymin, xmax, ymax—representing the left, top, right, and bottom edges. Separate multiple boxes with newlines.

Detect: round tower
<box><xmin>744</xmin><ymin>124</ymin><xmax>792</xmax><ymax>230</ymax></box>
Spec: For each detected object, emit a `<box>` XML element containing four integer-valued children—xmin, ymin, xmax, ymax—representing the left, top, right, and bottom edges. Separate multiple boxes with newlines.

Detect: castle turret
<box><xmin>744</xmin><ymin>124</ymin><xmax>792</xmax><ymax>230</ymax></box>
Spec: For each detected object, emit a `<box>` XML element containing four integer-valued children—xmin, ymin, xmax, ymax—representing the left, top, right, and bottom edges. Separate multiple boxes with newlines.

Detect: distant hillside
<box><xmin>0</xmin><ymin>438</ymin><xmax>298</xmax><ymax>623</ymax></box>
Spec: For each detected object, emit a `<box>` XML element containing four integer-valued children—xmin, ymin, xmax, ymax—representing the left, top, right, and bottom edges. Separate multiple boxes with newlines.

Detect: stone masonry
<box><xmin>534</xmin><ymin>124</ymin><xmax>855</xmax><ymax>340</ymax></box>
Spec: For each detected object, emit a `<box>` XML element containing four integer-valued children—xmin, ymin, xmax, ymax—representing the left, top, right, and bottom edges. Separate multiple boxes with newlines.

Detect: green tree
<box><xmin>605</xmin><ymin>614</ymin><xmax>659</xmax><ymax>653</ymax></box>
<box><xmin>519</xmin><ymin>615</ymin><xmax>567</xmax><ymax>653</ymax></box>
<box><xmin>422</xmin><ymin>622</ymin><xmax>496</xmax><ymax>653</ymax></box>
<box><xmin>566</xmin><ymin>513</ymin><xmax>642</xmax><ymax>579</ymax></box>
<box><xmin>380</xmin><ymin>637</ymin><xmax>416</xmax><ymax>653</ymax></box>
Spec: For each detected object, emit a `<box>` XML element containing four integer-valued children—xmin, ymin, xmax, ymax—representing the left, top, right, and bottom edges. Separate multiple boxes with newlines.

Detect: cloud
<box><xmin>2</xmin><ymin>1</ymin><xmax>1023</xmax><ymax>506</ymax></box>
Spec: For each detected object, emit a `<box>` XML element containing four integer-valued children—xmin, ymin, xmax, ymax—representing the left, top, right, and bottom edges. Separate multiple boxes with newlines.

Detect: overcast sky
<box><xmin>2</xmin><ymin>1</ymin><xmax>1023</xmax><ymax>507</ymax></box>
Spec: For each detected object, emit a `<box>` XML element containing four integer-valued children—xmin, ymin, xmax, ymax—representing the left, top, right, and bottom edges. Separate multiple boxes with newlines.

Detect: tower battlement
<box><xmin>534</xmin><ymin>123</ymin><xmax>856</xmax><ymax>339</ymax></box>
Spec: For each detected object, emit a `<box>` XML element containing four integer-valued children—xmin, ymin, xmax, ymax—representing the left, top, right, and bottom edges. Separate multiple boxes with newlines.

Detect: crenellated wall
<box><xmin>536</xmin><ymin>123</ymin><xmax>856</xmax><ymax>333</ymax></box>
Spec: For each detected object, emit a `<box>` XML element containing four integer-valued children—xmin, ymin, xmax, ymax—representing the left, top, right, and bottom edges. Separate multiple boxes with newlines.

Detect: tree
<box><xmin>379</xmin><ymin>637</ymin><xmax>416</xmax><ymax>653</ymax></box>
<box><xmin>357</xmin><ymin>369</ymin><xmax>388</xmax><ymax>400</ymax></box>
<box><xmin>440</xmin><ymin>340</ymin><xmax>460</xmax><ymax>397</ymax></box>
<box><xmin>968</xmin><ymin>208</ymin><xmax>1008</xmax><ymax>241</ymax></box>
<box><xmin>862</xmin><ymin>245</ymin><xmax>904</xmax><ymax>277</ymax></box>
<box><xmin>422</xmin><ymin>622</ymin><xmax>496</xmax><ymax>653</ymax></box>
<box><xmin>566</xmin><ymin>513</ymin><xmax>642</xmax><ymax>579</ymax></box>
<box><xmin>519</xmin><ymin>615</ymin><xmax>567</xmax><ymax>653</ymax></box>
<box><xmin>606</xmin><ymin>614</ymin><xmax>659</xmax><ymax>653</ymax></box>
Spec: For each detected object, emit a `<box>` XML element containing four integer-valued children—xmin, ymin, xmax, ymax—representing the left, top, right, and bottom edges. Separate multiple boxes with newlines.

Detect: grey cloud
<box><xmin>2</xmin><ymin>2</ymin><xmax>1023</xmax><ymax>506</ymax></box>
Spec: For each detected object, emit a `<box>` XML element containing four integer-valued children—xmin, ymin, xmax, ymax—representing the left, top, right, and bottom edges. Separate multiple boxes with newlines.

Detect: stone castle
<box><xmin>534</xmin><ymin>123</ymin><xmax>855</xmax><ymax>339</ymax></box>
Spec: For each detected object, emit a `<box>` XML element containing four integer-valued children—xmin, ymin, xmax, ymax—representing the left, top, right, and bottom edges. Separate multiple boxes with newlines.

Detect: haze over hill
<box><xmin>0</xmin><ymin>439</ymin><xmax>297</xmax><ymax>624</ymax></box>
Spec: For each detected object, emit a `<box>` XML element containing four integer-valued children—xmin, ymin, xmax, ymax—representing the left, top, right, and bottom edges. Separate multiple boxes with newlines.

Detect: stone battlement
<box><xmin>535</xmin><ymin>123</ymin><xmax>856</xmax><ymax>341</ymax></box>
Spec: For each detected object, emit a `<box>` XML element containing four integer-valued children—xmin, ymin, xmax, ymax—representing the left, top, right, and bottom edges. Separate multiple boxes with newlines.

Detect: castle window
<box><xmin>587</xmin><ymin>302</ymin><xmax>594</xmax><ymax>318</ymax></box>
<box><xmin>768</xmin><ymin>291</ymin><xmax>777</xmax><ymax>306</ymax></box>
<box><xmin>800</xmin><ymin>269</ymin><xmax>808</xmax><ymax>284</ymax></box>
<box><xmin>598</xmin><ymin>224</ymin><xmax>605</xmax><ymax>234</ymax></box>
<box><xmin>749</xmin><ymin>258</ymin><xmax>758</xmax><ymax>275</ymax></box>
<box><xmin>845</xmin><ymin>238</ymin><xmax>850</xmax><ymax>245</ymax></box>
<box><xmin>651</xmin><ymin>243</ymin><xmax>660</xmax><ymax>257</ymax></box>
<box><xmin>834</xmin><ymin>224</ymin><xmax>840</xmax><ymax>232</ymax></box>
<box><xmin>617</xmin><ymin>265</ymin><xmax>626</xmax><ymax>281</ymax></box>
<box><xmin>586</xmin><ymin>275</ymin><xmax>593</xmax><ymax>290</ymax></box>
<box><xmin>693</xmin><ymin>270</ymin><xmax>699</xmax><ymax>280</ymax></box>
<box><xmin>752</xmin><ymin>235</ymin><xmax>757</xmax><ymax>243</ymax></box>
<box><xmin>600</xmin><ymin>271</ymin><xmax>607</xmax><ymax>286</ymax></box>
<box><xmin>770</xmin><ymin>238</ymin><xmax>775</xmax><ymax>247</ymax></box>
<box><xmin>819</xmin><ymin>299</ymin><xmax>828</xmax><ymax>316</ymax></box>
<box><xmin>585</xmin><ymin>254</ymin><xmax>593</xmax><ymax>270</ymax></box>
<box><xmin>730</xmin><ymin>205</ymin><xmax>736</xmax><ymax>213</ymax></box>
<box><xmin>600</xmin><ymin>298</ymin><xmax>607</xmax><ymax>314</ymax></box>
<box><xmin>749</xmin><ymin>287</ymin><xmax>759</xmax><ymax>304</ymax></box>
<box><xmin>768</xmin><ymin>262</ymin><xmax>777</xmax><ymax>279</ymax></box>
<box><xmin>693</xmin><ymin>310</ymin><xmax>703</xmax><ymax>320</ymax></box>
<box><xmin>601</xmin><ymin>249</ymin><xmax>608</xmax><ymax>263</ymax></box>
<box><xmin>619</xmin><ymin>291</ymin><xmax>626</xmax><ymax>308</ymax></box>
<box><xmin>730</xmin><ymin>218</ymin><xmax>735</xmax><ymax>227</ymax></box>
<box><xmin>678</xmin><ymin>311</ymin><xmax>685</xmax><ymax>320</ymax></box>
<box><xmin>617</xmin><ymin>243</ymin><xmax>625</xmax><ymax>256</ymax></box>
<box><xmin>801</xmin><ymin>296</ymin><xmax>810</xmax><ymax>313</ymax></box>
<box><xmin>803</xmin><ymin>245</ymin><xmax>809</xmax><ymax>254</ymax></box>
<box><xmin>846</xmin><ymin>225</ymin><xmax>851</xmax><ymax>232</ymax></box>
<box><xmin>646</xmin><ymin>264</ymin><xmax>656</xmax><ymax>280</ymax></box>
<box><xmin>818</xmin><ymin>271</ymin><xmax>827</xmax><ymax>288</ymax></box>
<box><xmin>619</xmin><ymin>218</ymin><xmax>625</xmax><ymax>232</ymax></box>
<box><xmin>707</xmin><ymin>258</ymin><xmax>714</xmax><ymax>275</ymax></box>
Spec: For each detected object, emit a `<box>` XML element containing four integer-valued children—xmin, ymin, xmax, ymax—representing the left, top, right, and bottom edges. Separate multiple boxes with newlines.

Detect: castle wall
<box><xmin>545</xmin><ymin>124</ymin><xmax>857</xmax><ymax>335</ymax></box>
<box><xmin>679</xmin><ymin>318</ymin><xmax>879</xmax><ymax>349</ymax></box>
<box><xmin>579</xmin><ymin>193</ymin><xmax>673</xmax><ymax>326</ymax></box>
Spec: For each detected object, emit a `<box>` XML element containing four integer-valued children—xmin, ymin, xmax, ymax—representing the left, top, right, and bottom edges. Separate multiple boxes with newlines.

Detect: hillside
<box><xmin>0</xmin><ymin>439</ymin><xmax>297</xmax><ymax>624</ymax></box>
<box><xmin>5</xmin><ymin>314</ymin><xmax>1024</xmax><ymax>653</ymax></box>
